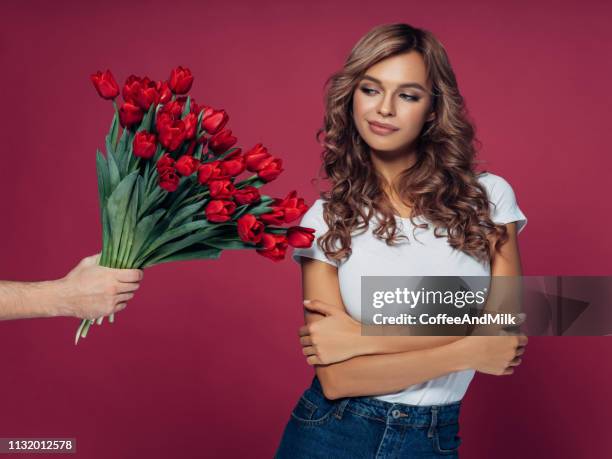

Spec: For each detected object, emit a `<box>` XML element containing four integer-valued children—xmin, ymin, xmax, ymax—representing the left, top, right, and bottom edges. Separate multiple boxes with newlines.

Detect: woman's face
<box><xmin>352</xmin><ymin>51</ymin><xmax>435</xmax><ymax>155</ymax></box>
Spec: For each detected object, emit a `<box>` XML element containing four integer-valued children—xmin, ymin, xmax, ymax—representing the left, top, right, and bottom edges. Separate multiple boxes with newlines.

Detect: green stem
<box><xmin>234</xmin><ymin>174</ymin><xmax>259</xmax><ymax>189</ymax></box>
<box><xmin>183</xmin><ymin>190</ymin><xmax>210</xmax><ymax>205</ymax></box>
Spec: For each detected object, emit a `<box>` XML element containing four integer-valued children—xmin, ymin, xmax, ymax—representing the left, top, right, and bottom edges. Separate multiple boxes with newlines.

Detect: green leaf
<box><xmin>105</xmin><ymin>172</ymin><xmax>139</xmax><ymax>266</ymax></box>
<box><xmin>181</xmin><ymin>96</ymin><xmax>191</xmax><ymax>118</ymax></box>
<box><xmin>115</xmin><ymin>128</ymin><xmax>131</xmax><ymax>174</ymax></box>
<box><xmin>231</xmin><ymin>204</ymin><xmax>250</xmax><ymax>220</ymax></box>
<box><xmin>245</xmin><ymin>196</ymin><xmax>275</xmax><ymax>216</ymax></box>
<box><xmin>143</xmin><ymin>246</ymin><xmax>222</xmax><ymax>268</ymax></box>
<box><xmin>216</xmin><ymin>147</ymin><xmax>240</xmax><ymax>161</ymax></box>
<box><xmin>142</xmin><ymin>160</ymin><xmax>151</xmax><ymax>192</ymax></box>
<box><xmin>96</xmin><ymin>149</ymin><xmax>109</xmax><ymax>206</ymax></box>
<box><xmin>107</xmin><ymin>148</ymin><xmax>121</xmax><ymax>190</ymax></box>
<box><xmin>162</xmin><ymin>176</ymin><xmax>196</xmax><ymax>217</ymax></box>
<box><xmin>167</xmin><ymin>200</ymin><xmax>205</xmax><ymax>229</ymax></box>
<box><xmin>137</xmin><ymin>104</ymin><xmax>156</xmax><ymax>133</ymax></box>
<box><xmin>204</xmin><ymin>237</ymin><xmax>253</xmax><ymax>250</ymax></box>
<box><xmin>117</xmin><ymin>175</ymin><xmax>140</xmax><ymax>268</ymax></box>
<box><xmin>140</xmin><ymin>229</ymin><xmax>214</xmax><ymax>267</ymax></box>
<box><xmin>101</xmin><ymin>202</ymin><xmax>112</xmax><ymax>267</ymax></box>
<box><xmin>138</xmin><ymin>186</ymin><xmax>166</xmax><ymax>220</ymax></box>
<box><xmin>127</xmin><ymin>208</ymin><xmax>165</xmax><ymax>267</ymax></box>
<box><xmin>105</xmin><ymin>111</ymin><xmax>119</xmax><ymax>156</ymax></box>
<box><xmin>193</xmin><ymin>141</ymin><xmax>204</xmax><ymax>161</ymax></box>
<box><xmin>152</xmin><ymin>143</ymin><xmax>164</xmax><ymax>163</ymax></box>
<box><xmin>134</xmin><ymin>219</ymin><xmax>211</xmax><ymax>265</ymax></box>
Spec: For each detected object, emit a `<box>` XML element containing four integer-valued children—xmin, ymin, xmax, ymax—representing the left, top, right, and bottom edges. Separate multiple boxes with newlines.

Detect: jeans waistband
<box><xmin>310</xmin><ymin>376</ymin><xmax>461</xmax><ymax>428</ymax></box>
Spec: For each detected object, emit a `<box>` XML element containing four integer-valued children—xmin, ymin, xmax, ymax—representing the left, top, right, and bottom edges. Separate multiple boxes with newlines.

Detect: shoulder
<box><xmin>476</xmin><ymin>171</ymin><xmax>514</xmax><ymax>197</ymax></box>
<box><xmin>476</xmin><ymin>171</ymin><xmax>528</xmax><ymax>233</ymax></box>
<box><xmin>298</xmin><ymin>198</ymin><xmax>326</xmax><ymax>224</ymax></box>
<box><xmin>291</xmin><ymin>198</ymin><xmax>340</xmax><ymax>267</ymax></box>
<box><xmin>294</xmin><ymin>198</ymin><xmax>334</xmax><ymax>236</ymax></box>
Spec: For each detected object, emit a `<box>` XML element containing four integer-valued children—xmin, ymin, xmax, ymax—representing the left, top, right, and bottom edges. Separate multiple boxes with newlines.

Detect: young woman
<box><xmin>275</xmin><ymin>23</ymin><xmax>529</xmax><ymax>458</ymax></box>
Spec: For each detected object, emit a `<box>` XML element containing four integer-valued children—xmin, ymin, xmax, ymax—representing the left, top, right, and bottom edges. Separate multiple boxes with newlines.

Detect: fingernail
<box><xmin>303</xmin><ymin>300</ymin><xmax>310</xmax><ymax>304</ymax></box>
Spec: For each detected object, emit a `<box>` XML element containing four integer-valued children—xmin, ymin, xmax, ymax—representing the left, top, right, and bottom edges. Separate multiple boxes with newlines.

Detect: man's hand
<box><xmin>58</xmin><ymin>253</ymin><xmax>144</xmax><ymax>320</ymax></box>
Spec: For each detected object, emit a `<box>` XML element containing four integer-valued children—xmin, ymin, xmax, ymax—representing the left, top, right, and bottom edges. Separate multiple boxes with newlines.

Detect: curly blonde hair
<box><xmin>314</xmin><ymin>23</ymin><xmax>508</xmax><ymax>265</ymax></box>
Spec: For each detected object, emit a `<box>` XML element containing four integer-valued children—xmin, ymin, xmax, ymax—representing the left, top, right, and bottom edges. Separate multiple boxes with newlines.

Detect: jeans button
<box><xmin>391</xmin><ymin>409</ymin><xmax>401</xmax><ymax>418</ymax></box>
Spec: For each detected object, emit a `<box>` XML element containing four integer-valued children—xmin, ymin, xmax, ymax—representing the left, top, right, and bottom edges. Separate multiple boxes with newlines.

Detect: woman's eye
<box><xmin>360</xmin><ymin>86</ymin><xmax>419</xmax><ymax>102</ymax></box>
<box><xmin>400</xmin><ymin>94</ymin><xmax>420</xmax><ymax>102</ymax></box>
<box><xmin>360</xmin><ymin>87</ymin><xmax>377</xmax><ymax>95</ymax></box>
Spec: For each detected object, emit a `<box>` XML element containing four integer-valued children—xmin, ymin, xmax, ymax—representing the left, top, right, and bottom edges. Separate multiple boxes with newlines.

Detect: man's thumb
<box><xmin>303</xmin><ymin>299</ymin><xmax>334</xmax><ymax>316</ymax></box>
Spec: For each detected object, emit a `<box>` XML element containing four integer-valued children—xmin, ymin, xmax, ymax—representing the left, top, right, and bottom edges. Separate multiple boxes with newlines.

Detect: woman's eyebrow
<box><xmin>361</xmin><ymin>74</ymin><xmax>427</xmax><ymax>92</ymax></box>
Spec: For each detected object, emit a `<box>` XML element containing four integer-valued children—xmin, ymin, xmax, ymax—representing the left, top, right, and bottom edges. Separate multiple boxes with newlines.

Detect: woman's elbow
<box><xmin>316</xmin><ymin>367</ymin><xmax>346</xmax><ymax>400</ymax></box>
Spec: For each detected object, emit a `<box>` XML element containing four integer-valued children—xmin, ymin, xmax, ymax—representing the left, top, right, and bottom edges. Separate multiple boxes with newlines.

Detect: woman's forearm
<box><xmin>357</xmin><ymin>334</ymin><xmax>465</xmax><ymax>355</ymax></box>
<box><xmin>316</xmin><ymin>338</ymin><xmax>470</xmax><ymax>399</ymax></box>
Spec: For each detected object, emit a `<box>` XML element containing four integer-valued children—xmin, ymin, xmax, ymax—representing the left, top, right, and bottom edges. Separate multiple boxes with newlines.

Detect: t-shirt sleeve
<box><xmin>488</xmin><ymin>175</ymin><xmax>528</xmax><ymax>234</ymax></box>
<box><xmin>291</xmin><ymin>200</ymin><xmax>340</xmax><ymax>267</ymax></box>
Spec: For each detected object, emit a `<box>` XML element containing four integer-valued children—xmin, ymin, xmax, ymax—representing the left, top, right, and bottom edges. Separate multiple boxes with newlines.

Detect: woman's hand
<box><xmin>299</xmin><ymin>299</ymin><xmax>363</xmax><ymax>365</ymax></box>
<box><xmin>458</xmin><ymin>334</ymin><xmax>528</xmax><ymax>375</ymax></box>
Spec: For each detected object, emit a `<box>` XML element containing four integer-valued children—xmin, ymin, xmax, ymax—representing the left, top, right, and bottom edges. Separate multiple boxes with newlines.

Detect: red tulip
<box><xmin>208</xmin><ymin>179</ymin><xmax>236</xmax><ymax>199</ymax></box>
<box><xmin>233</xmin><ymin>186</ymin><xmax>261</xmax><ymax>205</ymax></box>
<box><xmin>237</xmin><ymin>214</ymin><xmax>265</xmax><ymax>244</ymax></box>
<box><xmin>260</xmin><ymin>191</ymin><xmax>308</xmax><ymax>225</ymax></box>
<box><xmin>158</xmin><ymin>168</ymin><xmax>179</xmax><ymax>192</ymax></box>
<box><xmin>205</xmin><ymin>199</ymin><xmax>236</xmax><ymax>222</ymax></box>
<box><xmin>90</xmin><ymin>70</ymin><xmax>119</xmax><ymax>99</ymax></box>
<box><xmin>156</xmin><ymin>153</ymin><xmax>175</xmax><ymax>172</ymax></box>
<box><xmin>219</xmin><ymin>149</ymin><xmax>246</xmax><ymax>177</ymax></box>
<box><xmin>175</xmin><ymin>155</ymin><xmax>200</xmax><ymax>176</ymax></box>
<box><xmin>155</xmin><ymin>81</ymin><xmax>172</xmax><ymax>104</ymax></box>
<box><xmin>257</xmin><ymin>157</ymin><xmax>283</xmax><ymax>182</ymax></box>
<box><xmin>134</xmin><ymin>77</ymin><xmax>160</xmax><ymax>111</ymax></box>
<box><xmin>183</xmin><ymin>112</ymin><xmax>198</xmax><ymax>140</ymax></box>
<box><xmin>208</xmin><ymin>128</ymin><xmax>237</xmax><ymax>155</ymax></box>
<box><xmin>119</xmin><ymin>102</ymin><xmax>143</xmax><ymax>129</ymax></box>
<box><xmin>169</xmin><ymin>66</ymin><xmax>194</xmax><ymax>94</ymax></box>
<box><xmin>287</xmin><ymin>226</ymin><xmax>316</xmax><ymax>248</ymax></box>
<box><xmin>158</xmin><ymin>120</ymin><xmax>187</xmax><ymax>151</ymax></box>
<box><xmin>162</xmin><ymin>100</ymin><xmax>184</xmax><ymax>118</ymax></box>
<box><xmin>155</xmin><ymin>111</ymin><xmax>173</xmax><ymax>133</ymax></box>
<box><xmin>201</xmin><ymin>107</ymin><xmax>229</xmax><ymax>134</ymax></box>
<box><xmin>133</xmin><ymin>131</ymin><xmax>157</xmax><ymax>159</ymax></box>
<box><xmin>122</xmin><ymin>75</ymin><xmax>142</xmax><ymax>104</ymax></box>
<box><xmin>256</xmin><ymin>233</ymin><xmax>288</xmax><ymax>262</ymax></box>
<box><xmin>244</xmin><ymin>143</ymin><xmax>272</xmax><ymax>172</ymax></box>
<box><xmin>197</xmin><ymin>161</ymin><xmax>230</xmax><ymax>185</ymax></box>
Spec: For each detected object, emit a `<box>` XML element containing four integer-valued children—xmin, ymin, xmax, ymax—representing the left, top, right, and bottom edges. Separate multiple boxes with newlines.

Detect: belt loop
<box><xmin>427</xmin><ymin>406</ymin><xmax>439</xmax><ymax>438</ymax></box>
<box><xmin>334</xmin><ymin>398</ymin><xmax>350</xmax><ymax>420</ymax></box>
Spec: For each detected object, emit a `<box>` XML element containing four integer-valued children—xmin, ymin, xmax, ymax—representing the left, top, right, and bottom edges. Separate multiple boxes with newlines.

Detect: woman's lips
<box><xmin>368</xmin><ymin>121</ymin><xmax>398</xmax><ymax>136</ymax></box>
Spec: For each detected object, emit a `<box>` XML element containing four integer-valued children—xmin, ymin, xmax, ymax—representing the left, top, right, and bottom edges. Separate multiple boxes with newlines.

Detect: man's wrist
<box><xmin>44</xmin><ymin>278</ymin><xmax>76</xmax><ymax>318</ymax></box>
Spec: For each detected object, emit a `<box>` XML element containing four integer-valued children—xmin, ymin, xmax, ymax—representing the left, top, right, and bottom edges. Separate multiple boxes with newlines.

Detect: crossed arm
<box><xmin>297</xmin><ymin>222</ymin><xmax>525</xmax><ymax>400</ymax></box>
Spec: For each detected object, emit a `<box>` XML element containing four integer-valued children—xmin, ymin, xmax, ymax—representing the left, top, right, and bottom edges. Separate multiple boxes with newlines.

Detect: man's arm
<box><xmin>0</xmin><ymin>254</ymin><xmax>143</xmax><ymax>321</ymax></box>
<box><xmin>0</xmin><ymin>279</ymin><xmax>70</xmax><ymax>320</ymax></box>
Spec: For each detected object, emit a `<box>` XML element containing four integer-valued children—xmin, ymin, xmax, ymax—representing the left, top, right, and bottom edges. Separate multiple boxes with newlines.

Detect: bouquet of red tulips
<box><xmin>78</xmin><ymin>66</ymin><xmax>315</xmax><ymax>344</ymax></box>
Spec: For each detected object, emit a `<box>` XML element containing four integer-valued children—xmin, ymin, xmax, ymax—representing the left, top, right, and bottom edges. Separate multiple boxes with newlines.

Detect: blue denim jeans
<box><xmin>275</xmin><ymin>376</ymin><xmax>462</xmax><ymax>458</ymax></box>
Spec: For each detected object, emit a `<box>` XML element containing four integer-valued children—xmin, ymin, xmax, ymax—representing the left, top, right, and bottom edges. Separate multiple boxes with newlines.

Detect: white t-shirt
<box><xmin>292</xmin><ymin>172</ymin><xmax>528</xmax><ymax>405</ymax></box>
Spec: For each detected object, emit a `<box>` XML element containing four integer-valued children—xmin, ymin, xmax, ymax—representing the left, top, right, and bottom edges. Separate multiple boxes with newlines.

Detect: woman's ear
<box><xmin>426</xmin><ymin>111</ymin><xmax>436</xmax><ymax>123</ymax></box>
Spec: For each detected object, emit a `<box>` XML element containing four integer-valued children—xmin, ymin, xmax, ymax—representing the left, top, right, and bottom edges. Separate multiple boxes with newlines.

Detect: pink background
<box><xmin>1</xmin><ymin>0</ymin><xmax>611</xmax><ymax>457</ymax></box>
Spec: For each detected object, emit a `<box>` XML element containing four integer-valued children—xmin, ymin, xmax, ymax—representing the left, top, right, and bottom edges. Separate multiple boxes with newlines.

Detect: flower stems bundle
<box><xmin>77</xmin><ymin>66</ymin><xmax>316</xmax><ymax>344</ymax></box>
